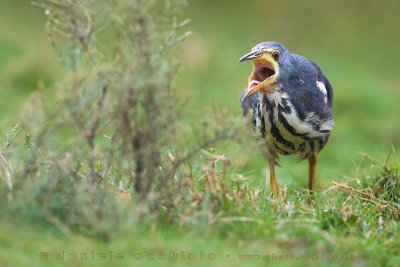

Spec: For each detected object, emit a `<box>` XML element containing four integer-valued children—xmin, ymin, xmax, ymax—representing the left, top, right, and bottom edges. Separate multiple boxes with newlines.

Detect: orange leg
<box><xmin>308</xmin><ymin>152</ymin><xmax>318</xmax><ymax>192</ymax></box>
<box><xmin>267</xmin><ymin>161</ymin><xmax>279</xmax><ymax>198</ymax></box>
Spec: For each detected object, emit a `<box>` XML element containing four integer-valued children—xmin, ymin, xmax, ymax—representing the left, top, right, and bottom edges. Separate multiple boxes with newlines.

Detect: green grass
<box><xmin>1</xmin><ymin>151</ymin><xmax>399</xmax><ymax>267</ymax></box>
<box><xmin>0</xmin><ymin>1</ymin><xmax>400</xmax><ymax>266</ymax></box>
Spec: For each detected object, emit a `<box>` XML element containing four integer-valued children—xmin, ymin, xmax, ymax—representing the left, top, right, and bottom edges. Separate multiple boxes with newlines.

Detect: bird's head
<box><xmin>239</xmin><ymin>42</ymin><xmax>289</xmax><ymax>100</ymax></box>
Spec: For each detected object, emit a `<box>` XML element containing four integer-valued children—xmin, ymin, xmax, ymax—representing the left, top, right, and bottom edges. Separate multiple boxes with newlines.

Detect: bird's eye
<box><xmin>272</xmin><ymin>51</ymin><xmax>280</xmax><ymax>61</ymax></box>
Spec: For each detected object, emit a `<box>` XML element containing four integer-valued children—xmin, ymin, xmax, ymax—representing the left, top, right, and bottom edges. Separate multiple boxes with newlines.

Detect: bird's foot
<box><xmin>270</xmin><ymin>183</ymin><xmax>280</xmax><ymax>199</ymax></box>
<box><xmin>270</xmin><ymin>185</ymin><xmax>288</xmax><ymax>202</ymax></box>
<box><xmin>271</xmin><ymin>191</ymin><xmax>279</xmax><ymax>200</ymax></box>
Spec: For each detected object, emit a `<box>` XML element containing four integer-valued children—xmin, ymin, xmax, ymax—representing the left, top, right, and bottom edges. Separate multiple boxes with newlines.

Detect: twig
<box><xmin>171</xmin><ymin>133</ymin><xmax>233</xmax><ymax>172</ymax></box>
<box><xmin>322</xmin><ymin>184</ymin><xmax>338</xmax><ymax>194</ymax></box>
<box><xmin>0</xmin><ymin>151</ymin><xmax>12</xmax><ymax>169</ymax></box>
<box><xmin>0</xmin><ymin>150</ymin><xmax>13</xmax><ymax>202</ymax></box>
<box><xmin>219</xmin><ymin>217</ymin><xmax>260</xmax><ymax>223</ymax></box>
<box><xmin>42</xmin><ymin>209</ymin><xmax>75</xmax><ymax>239</ymax></box>
<box><xmin>103</xmin><ymin>135</ymin><xmax>114</xmax><ymax>179</ymax></box>
<box><xmin>306</xmin><ymin>225</ymin><xmax>336</xmax><ymax>245</ymax></box>
<box><xmin>51</xmin><ymin>26</ymin><xmax>74</xmax><ymax>38</ymax></box>
<box><xmin>331</xmin><ymin>181</ymin><xmax>400</xmax><ymax>216</ymax></box>
<box><xmin>86</xmin><ymin>85</ymin><xmax>108</xmax><ymax>184</ymax></box>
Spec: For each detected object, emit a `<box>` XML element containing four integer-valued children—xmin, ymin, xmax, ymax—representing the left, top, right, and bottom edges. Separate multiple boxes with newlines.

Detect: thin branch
<box><xmin>219</xmin><ymin>217</ymin><xmax>260</xmax><ymax>223</ymax></box>
<box><xmin>331</xmin><ymin>181</ymin><xmax>400</xmax><ymax>216</ymax></box>
<box><xmin>86</xmin><ymin>85</ymin><xmax>108</xmax><ymax>184</ymax></box>
<box><xmin>42</xmin><ymin>209</ymin><xmax>75</xmax><ymax>239</ymax></box>
<box><xmin>172</xmin><ymin>133</ymin><xmax>233</xmax><ymax>171</ymax></box>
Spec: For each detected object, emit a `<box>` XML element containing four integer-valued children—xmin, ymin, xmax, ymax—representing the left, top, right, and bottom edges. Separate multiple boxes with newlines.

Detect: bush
<box><xmin>0</xmin><ymin>0</ymin><xmax>242</xmax><ymax>239</ymax></box>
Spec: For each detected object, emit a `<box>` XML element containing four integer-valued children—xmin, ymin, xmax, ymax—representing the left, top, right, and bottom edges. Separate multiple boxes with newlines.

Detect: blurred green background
<box><xmin>1</xmin><ymin>0</ymin><xmax>399</xmax><ymax>189</ymax></box>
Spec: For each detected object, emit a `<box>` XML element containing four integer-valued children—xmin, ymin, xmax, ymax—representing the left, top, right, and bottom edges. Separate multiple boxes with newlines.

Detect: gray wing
<box><xmin>280</xmin><ymin>54</ymin><xmax>334</xmax><ymax>138</ymax></box>
<box><xmin>286</xmin><ymin>54</ymin><xmax>333</xmax><ymax>123</ymax></box>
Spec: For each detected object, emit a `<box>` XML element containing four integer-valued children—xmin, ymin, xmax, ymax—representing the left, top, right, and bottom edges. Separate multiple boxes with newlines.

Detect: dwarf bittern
<box><xmin>239</xmin><ymin>42</ymin><xmax>334</xmax><ymax>196</ymax></box>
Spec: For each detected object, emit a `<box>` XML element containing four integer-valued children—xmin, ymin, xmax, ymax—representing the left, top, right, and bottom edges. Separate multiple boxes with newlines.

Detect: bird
<box><xmin>239</xmin><ymin>42</ymin><xmax>334</xmax><ymax>197</ymax></box>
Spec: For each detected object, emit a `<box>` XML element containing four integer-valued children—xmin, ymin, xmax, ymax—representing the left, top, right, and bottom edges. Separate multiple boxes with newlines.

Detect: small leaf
<box><xmin>4</xmin><ymin>124</ymin><xmax>19</xmax><ymax>150</ymax></box>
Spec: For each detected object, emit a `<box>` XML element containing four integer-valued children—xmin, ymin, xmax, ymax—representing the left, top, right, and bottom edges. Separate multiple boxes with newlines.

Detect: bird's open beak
<box><xmin>239</xmin><ymin>50</ymin><xmax>279</xmax><ymax>101</ymax></box>
<box><xmin>238</xmin><ymin>49</ymin><xmax>264</xmax><ymax>63</ymax></box>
